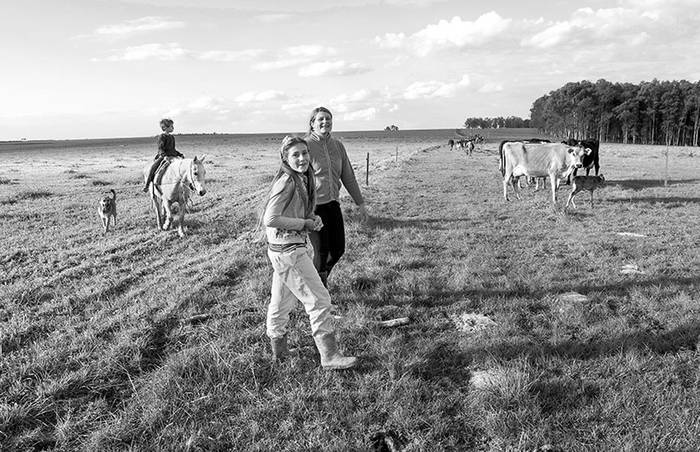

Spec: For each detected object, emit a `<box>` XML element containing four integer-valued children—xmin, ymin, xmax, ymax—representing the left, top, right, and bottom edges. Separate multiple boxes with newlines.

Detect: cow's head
<box><xmin>566</xmin><ymin>146</ymin><xmax>592</xmax><ymax>168</ymax></box>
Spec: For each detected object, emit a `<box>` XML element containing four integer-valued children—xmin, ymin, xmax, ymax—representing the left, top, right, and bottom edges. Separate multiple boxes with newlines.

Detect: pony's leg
<box><xmin>162</xmin><ymin>201</ymin><xmax>173</xmax><ymax>230</ymax></box>
<box><xmin>152</xmin><ymin>193</ymin><xmax>163</xmax><ymax>229</ymax></box>
<box><xmin>177</xmin><ymin>201</ymin><xmax>186</xmax><ymax>237</ymax></box>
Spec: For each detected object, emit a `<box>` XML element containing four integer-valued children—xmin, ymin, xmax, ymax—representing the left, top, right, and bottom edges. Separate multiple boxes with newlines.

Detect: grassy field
<box><xmin>1</xmin><ymin>131</ymin><xmax>699</xmax><ymax>451</ymax></box>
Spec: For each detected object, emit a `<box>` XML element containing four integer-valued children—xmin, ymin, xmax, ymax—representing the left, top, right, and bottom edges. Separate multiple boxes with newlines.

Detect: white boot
<box><xmin>314</xmin><ymin>332</ymin><xmax>357</xmax><ymax>370</ymax></box>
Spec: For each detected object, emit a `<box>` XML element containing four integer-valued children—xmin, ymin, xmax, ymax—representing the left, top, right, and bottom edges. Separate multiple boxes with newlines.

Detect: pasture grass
<box><xmin>1</xmin><ymin>134</ymin><xmax>699</xmax><ymax>450</ymax></box>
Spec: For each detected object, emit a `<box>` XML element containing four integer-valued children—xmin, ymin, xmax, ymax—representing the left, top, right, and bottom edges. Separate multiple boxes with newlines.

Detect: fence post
<box><xmin>365</xmin><ymin>152</ymin><xmax>369</xmax><ymax>186</ymax></box>
<box><xmin>664</xmin><ymin>146</ymin><xmax>669</xmax><ymax>187</ymax></box>
<box><xmin>395</xmin><ymin>144</ymin><xmax>398</xmax><ymax>163</ymax></box>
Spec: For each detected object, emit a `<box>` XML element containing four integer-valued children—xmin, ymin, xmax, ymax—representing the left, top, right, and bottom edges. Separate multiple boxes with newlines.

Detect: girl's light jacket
<box><xmin>263</xmin><ymin>173</ymin><xmax>310</xmax><ymax>246</ymax></box>
<box><xmin>306</xmin><ymin>133</ymin><xmax>364</xmax><ymax>206</ymax></box>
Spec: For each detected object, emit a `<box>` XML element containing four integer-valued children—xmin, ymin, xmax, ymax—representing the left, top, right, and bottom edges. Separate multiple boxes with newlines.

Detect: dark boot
<box><xmin>270</xmin><ymin>334</ymin><xmax>288</xmax><ymax>362</ymax></box>
<box><xmin>318</xmin><ymin>271</ymin><xmax>328</xmax><ymax>288</ymax></box>
<box><xmin>313</xmin><ymin>332</ymin><xmax>357</xmax><ymax>370</ymax></box>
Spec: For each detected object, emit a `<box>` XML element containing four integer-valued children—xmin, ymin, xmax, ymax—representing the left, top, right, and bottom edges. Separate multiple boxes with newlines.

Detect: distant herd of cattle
<box><xmin>447</xmin><ymin>136</ymin><xmax>601</xmax><ymax>205</ymax></box>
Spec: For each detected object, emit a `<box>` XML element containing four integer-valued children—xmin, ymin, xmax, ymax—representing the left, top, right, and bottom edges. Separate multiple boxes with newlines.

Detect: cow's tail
<box><xmin>498</xmin><ymin>140</ymin><xmax>507</xmax><ymax>177</ymax></box>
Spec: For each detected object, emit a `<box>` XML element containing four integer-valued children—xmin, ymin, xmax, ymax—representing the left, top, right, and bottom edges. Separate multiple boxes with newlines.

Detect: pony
<box><xmin>143</xmin><ymin>156</ymin><xmax>207</xmax><ymax>237</ymax></box>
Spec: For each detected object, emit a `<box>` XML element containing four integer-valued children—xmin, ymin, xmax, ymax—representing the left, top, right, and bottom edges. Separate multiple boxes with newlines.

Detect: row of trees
<box><xmin>463</xmin><ymin>116</ymin><xmax>531</xmax><ymax>129</ymax></box>
<box><xmin>529</xmin><ymin>79</ymin><xmax>700</xmax><ymax>146</ymax></box>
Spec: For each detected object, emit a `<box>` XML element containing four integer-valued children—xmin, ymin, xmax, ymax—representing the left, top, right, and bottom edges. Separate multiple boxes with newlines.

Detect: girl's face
<box><xmin>164</xmin><ymin>124</ymin><xmax>174</xmax><ymax>133</ymax></box>
<box><xmin>312</xmin><ymin>111</ymin><xmax>332</xmax><ymax>135</ymax></box>
<box><xmin>286</xmin><ymin>143</ymin><xmax>310</xmax><ymax>173</ymax></box>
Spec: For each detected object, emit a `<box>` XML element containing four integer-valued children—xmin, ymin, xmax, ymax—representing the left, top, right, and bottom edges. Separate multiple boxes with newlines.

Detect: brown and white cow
<box><xmin>501</xmin><ymin>141</ymin><xmax>592</xmax><ymax>203</ymax></box>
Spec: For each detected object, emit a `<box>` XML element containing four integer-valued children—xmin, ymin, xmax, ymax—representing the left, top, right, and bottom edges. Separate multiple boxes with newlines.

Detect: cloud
<box><xmin>330</xmin><ymin>89</ymin><xmax>374</xmax><ymax>104</ymax></box>
<box><xmin>252</xmin><ymin>13</ymin><xmax>294</xmax><ymax>23</ymax></box>
<box><xmin>402</xmin><ymin>75</ymin><xmax>470</xmax><ymax>99</ymax></box>
<box><xmin>252</xmin><ymin>46</ymin><xmax>355</xmax><ymax>74</ymax></box>
<box><xmin>342</xmin><ymin>107</ymin><xmax>378</xmax><ymax>121</ymax></box>
<box><xmin>522</xmin><ymin>6</ymin><xmax>660</xmax><ymax>49</ymax></box>
<box><xmin>478</xmin><ymin>82</ymin><xmax>503</xmax><ymax>93</ymax></box>
<box><xmin>298</xmin><ymin>60</ymin><xmax>370</xmax><ymax>77</ymax></box>
<box><xmin>96</xmin><ymin>43</ymin><xmax>188</xmax><ymax>61</ymax></box>
<box><xmin>376</xmin><ymin>12</ymin><xmax>511</xmax><ymax>55</ymax></box>
<box><xmin>253</xmin><ymin>58</ymin><xmax>310</xmax><ymax>71</ymax></box>
<box><xmin>165</xmin><ymin>96</ymin><xmax>231</xmax><ymax>118</ymax></box>
<box><xmin>198</xmin><ymin>49</ymin><xmax>266</xmax><ymax>62</ymax></box>
<box><xmin>286</xmin><ymin>45</ymin><xmax>337</xmax><ymax>57</ymax></box>
<box><xmin>94</xmin><ymin>16</ymin><xmax>185</xmax><ymax>37</ymax></box>
<box><xmin>234</xmin><ymin>90</ymin><xmax>288</xmax><ymax>103</ymax></box>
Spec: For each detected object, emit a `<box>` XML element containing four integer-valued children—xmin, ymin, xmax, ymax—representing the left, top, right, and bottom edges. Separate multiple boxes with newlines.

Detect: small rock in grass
<box><xmin>621</xmin><ymin>263</ymin><xmax>645</xmax><ymax>274</ymax></box>
<box><xmin>558</xmin><ymin>292</ymin><xmax>589</xmax><ymax>303</ymax></box>
<box><xmin>470</xmin><ymin>369</ymin><xmax>506</xmax><ymax>390</ymax></box>
<box><xmin>451</xmin><ymin>312</ymin><xmax>496</xmax><ymax>333</ymax></box>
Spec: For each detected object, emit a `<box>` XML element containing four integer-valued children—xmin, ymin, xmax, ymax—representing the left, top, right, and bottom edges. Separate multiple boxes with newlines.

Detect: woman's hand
<box><xmin>358</xmin><ymin>204</ymin><xmax>369</xmax><ymax>223</ymax></box>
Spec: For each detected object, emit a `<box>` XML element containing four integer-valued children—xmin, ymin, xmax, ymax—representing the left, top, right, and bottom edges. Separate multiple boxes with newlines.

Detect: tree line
<box><xmin>529</xmin><ymin>79</ymin><xmax>700</xmax><ymax>146</ymax></box>
<box><xmin>463</xmin><ymin>116</ymin><xmax>531</xmax><ymax>129</ymax></box>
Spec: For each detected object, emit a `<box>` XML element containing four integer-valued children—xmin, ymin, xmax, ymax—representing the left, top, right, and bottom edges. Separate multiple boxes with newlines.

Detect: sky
<box><xmin>1</xmin><ymin>0</ymin><xmax>699</xmax><ymax>140</ymax></box>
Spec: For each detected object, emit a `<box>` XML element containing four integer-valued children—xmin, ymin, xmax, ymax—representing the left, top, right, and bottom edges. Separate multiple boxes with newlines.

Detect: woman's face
<box><xmin>312</xmin><ymin>111</ymin><xmax>333</xmax><ymax>135</ymax></box>
<box><xmin>286</xmin><ymin>143</ymin><xmax>310</xmax><ymax>173</ymax></box>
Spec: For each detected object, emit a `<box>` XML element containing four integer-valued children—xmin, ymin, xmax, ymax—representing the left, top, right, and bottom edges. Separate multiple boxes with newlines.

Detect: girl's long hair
<box><xmin>254</xmin><ymin>136</ymin><xmax>315</xmax><ymax>242</ymax></box>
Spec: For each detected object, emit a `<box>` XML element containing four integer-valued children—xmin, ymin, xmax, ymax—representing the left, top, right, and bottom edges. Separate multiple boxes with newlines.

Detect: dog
<box><xmin>566</xmin><ymin>174</ymin><xmax>605</xmax><ymax>208</ymax></box>
<box><xmin>97</xmin><ymin>189</ymin><xmax>117</xmax><ymax>233</ymax></box>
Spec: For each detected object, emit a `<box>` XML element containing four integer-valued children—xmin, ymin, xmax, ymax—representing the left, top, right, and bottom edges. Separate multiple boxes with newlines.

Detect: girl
<box><xmin>261</xmin><ymin>135</ymin><xmax>357</xmax><ymax>370</ymax></box>
<box><xmin>305</xmin><ymin>107</ymin><xmax>368</xmax><ymax>287</ymax></box>
<box><xmin>143</xmin><ymin>118</ymin><xmax>185</xmax><ymax>192</ymax></box>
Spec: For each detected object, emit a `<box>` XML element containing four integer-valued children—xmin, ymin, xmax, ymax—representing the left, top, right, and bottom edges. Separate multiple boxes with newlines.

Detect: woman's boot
<box><xmin>270</xmin><ymin>334</ymin><xmax>288</xmax><ymax>362</ymax></box>
<box><xmin>313</xmin><ymin>332</ymin><xmax>357</xmax><ymax>370</ymax></box>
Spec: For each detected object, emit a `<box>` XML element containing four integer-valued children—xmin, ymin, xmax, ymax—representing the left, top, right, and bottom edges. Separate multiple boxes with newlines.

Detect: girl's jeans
<box><xmin>266</xmin><ymin>245</ymin><xmax>334</xmax><ymax>339</ymax></box>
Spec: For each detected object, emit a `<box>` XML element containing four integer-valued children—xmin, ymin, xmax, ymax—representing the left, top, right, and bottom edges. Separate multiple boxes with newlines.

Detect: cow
<box><xmin>450</xmin><ymin>138</ymin><xmax>474</xmax><ymax>155</ymax></box>
<box><xmin>563</xmin><ymin>138</ymin><xmax>600</xmax><ymax>178</ymax></box>
<box><xmin>498</xmin><ymin>138</ymin><xmax>552</xmax><ymax>189</ymax></box>
<box><xmin>501</xmin><ymin>141</ymin><xmax>592</xmax><ymax>203</ymax></box>
<box><xmin>461</xmin><ymin>139</ymin><xmax>474</xmax><ymax>156</ymax></box>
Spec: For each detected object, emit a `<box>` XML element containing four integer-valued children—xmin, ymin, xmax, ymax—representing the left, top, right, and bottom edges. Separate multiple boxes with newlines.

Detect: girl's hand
<box><xmin>312</xmin><ymin>215</ymin><xmax>323</xmax><ymax>231</ymax></box>
<box><xmin>303</xmin><ymin>219</ymin><xmax>317</xmax><ymax>231</ymax></box>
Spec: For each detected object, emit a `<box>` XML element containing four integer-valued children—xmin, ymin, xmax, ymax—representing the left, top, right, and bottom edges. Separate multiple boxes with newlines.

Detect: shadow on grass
<box><xmin>469</xmin><ymin>320</ymin><xmax>700</xmax><ymax>363</ymax></box>
<box><xmin>366</xmin><ymin>215</ymin><xmax>475</xmax><ymax>231</ymax></box>
<box><xmin>608</xmin><ymin>196</ymin><xmax>700</xmax><ymax>204</ymax></box>
<box><xmin>607</xmin><ymin>178</ymin><xmax>700</xmax><ymax>190</ymax></box>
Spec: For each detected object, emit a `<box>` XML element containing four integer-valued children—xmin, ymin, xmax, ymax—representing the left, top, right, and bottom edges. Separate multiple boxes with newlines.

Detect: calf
<box><xmin>565</xmin><ymin>175</ymin><xmax>605</xmax><ymax>208</ymax></box>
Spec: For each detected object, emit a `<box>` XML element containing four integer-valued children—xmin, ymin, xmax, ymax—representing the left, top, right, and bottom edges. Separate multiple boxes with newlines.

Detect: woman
<box><xmin>305</xmin><ymin>107</ymin><xmax>368</xmax><ymax>287</ymax></box>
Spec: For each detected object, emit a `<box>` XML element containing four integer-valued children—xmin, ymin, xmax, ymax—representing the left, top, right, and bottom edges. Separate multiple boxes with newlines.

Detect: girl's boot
<box><xmin>270</xmin><ymin>334</ymin><xmax>288</xmax><ymax>362</ymax></box>
<box><xmin>313</xmin><ymin>332</ymin><xmax>357</xmax><ymax>370</ymax></box>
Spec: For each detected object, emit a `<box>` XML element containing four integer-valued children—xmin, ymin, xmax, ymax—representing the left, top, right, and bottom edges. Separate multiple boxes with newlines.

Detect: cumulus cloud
<box><xmin>96</xmin><ymin>42</ymin><xmax>188</xmax><ymax>61</ymax></box>
<box><xmin>298</xmin><ymin>61</ymin><xmax>370</xmax><ymax>77</ymax></box>
<box><xmin>251</xmin><ymin>45</ymin><xmax>364</xmax><ymax>75</ymax></box>
<box><xmin>376</xmin><ymin>12</ymin><xmax>511</xmax><ymax>55</ymax></box>
<box><xmin>235</xmin><ymin>90</ymin><xmax>288</xmax><ymax>103</ymax></box>
<box><xmin>252</xmin><ymin>13</ymin><xmax>294</xmax><ymax>23</ymax></box>
<box><xmin>402</xmin><ymin>75</ymin><xmax>470</xmax><ymax>99</ymax></box>
<box><xmin>286</xmin><ymin>45</ymin><xmax>337</xmax><ymax>57</ymax></box>
<box><xmin>342</xmin><ymin>107</ymin><xmax>378</xmax><ymax>121</ymax></box>
<box><xmin>330</xmin><ymin>89</ymin><xmax>374</xmax><ymax>105</ymax></box>
<box><xmin>522</xmin><ymin>6</ymin><xmax>660</xmax><ymax>48</ymax></box>
<box><xmin>94</xmin><ymin>16</ymin><xmax>185</xmax><ymax>36</ymax></box>
<box><xmin>165</xmin><ymin>96</ymin><xmax>231</xmax><ymax>118</ymax></box>
<box><xmin>198</xmin><ymin>49</ymin><xmax>266</xmax><ymax>62</ymax></box>
<box><xmin>478</xmin><ymin>82</ymin><xmax>503</xmax><ymax>93</ymax></box>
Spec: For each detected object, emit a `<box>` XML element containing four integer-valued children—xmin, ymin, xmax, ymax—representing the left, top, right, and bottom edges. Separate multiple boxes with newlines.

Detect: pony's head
<box><xmin>189</xmin><ymin>155</ymin><xmax>207</xmax><ymax>196</ymax></box>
